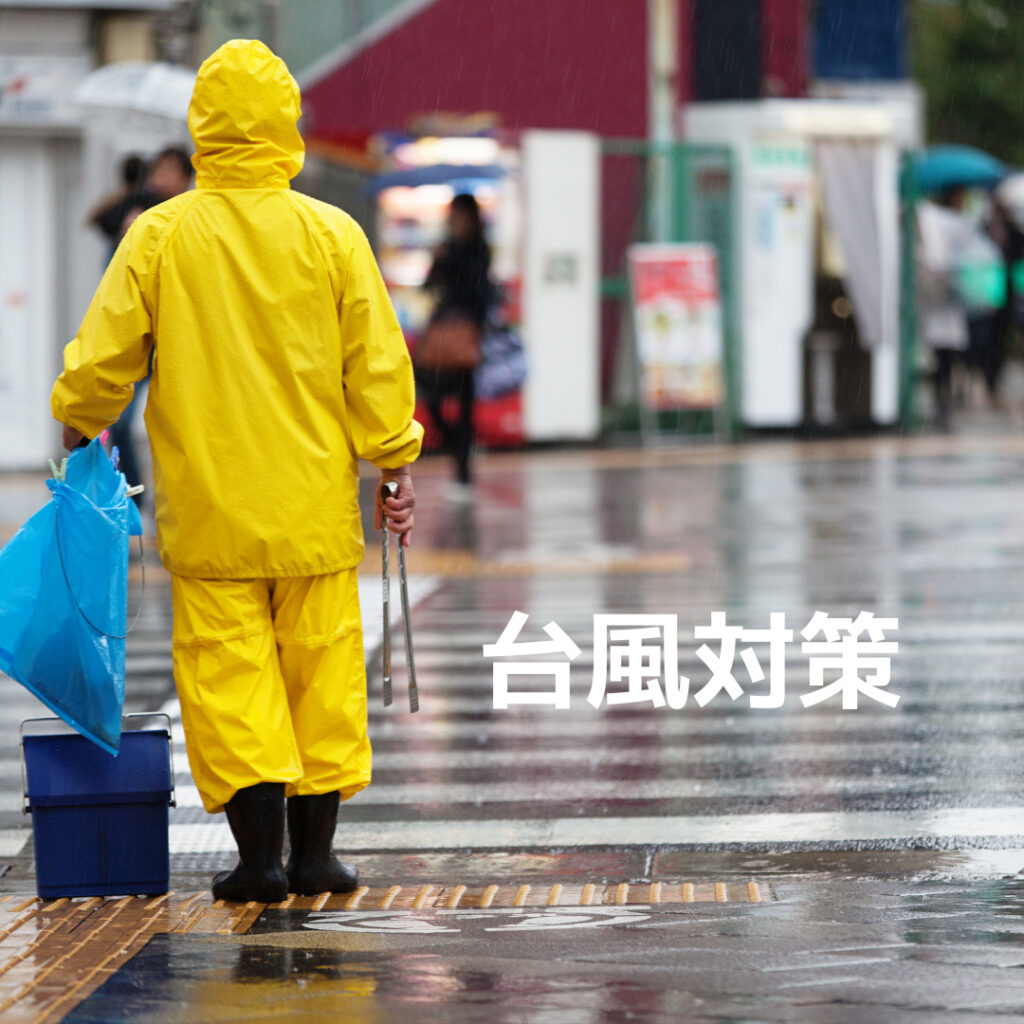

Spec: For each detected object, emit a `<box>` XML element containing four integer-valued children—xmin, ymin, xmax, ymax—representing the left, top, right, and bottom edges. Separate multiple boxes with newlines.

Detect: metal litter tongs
<box><xmin>380</xmin><ymin>481</ymin><xmax>419</xmax><ymax>712</ymax></box>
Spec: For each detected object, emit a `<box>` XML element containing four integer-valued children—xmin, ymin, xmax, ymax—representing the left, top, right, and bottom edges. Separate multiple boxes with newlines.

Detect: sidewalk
<box><xmin>4</xmin><ymin>436</ymin><xmax>1024</xmax><ymax>1020</ymax></box>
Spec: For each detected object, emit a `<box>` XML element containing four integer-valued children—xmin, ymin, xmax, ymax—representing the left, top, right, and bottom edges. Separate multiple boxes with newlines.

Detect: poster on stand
<box><xmin>628</xmin><ymin>243</ymin><xmax>725</xmax><ymax>411</ymax></box>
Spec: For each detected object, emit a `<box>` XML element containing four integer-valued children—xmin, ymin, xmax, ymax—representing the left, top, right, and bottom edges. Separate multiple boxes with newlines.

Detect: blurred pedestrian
<box><xmin>52</xmin><ymin>39</ymin><xmax>422</xmax><ymax>903</ymax></box>
<box><xmin>416</xmin><ymin>192</ymin><xmax>494</xmax><ymax>493</ymax></box>
<box><xmin>147</xmin><ymin>145</ymin><xmax>193</xmax><ymax>200</ymax></box>
<box><xmin>989</xmin><ymin>197</ymin><xmax>1024</xmax><ymax>404</ymax></box>
<box><xmin>87</xmin><ymin>154</ymin><xmax>158</xmax><ymax>258</ymax></box>
<box><xmin>917</xmin><ymin>197</ymin><xmax>970</xmax><ymax>430</ymax></box>
<box><xmin>945</xmin><ymin>188</ymin><xmax>1006</xmax><ymax>408</ymax></box>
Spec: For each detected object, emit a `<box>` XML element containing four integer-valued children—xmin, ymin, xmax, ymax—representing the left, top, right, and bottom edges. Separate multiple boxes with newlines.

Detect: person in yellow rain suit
<box><xmin>51</xmin><ymin>39</ymin><xmax>422</xmax><ymax>903</ymax></box>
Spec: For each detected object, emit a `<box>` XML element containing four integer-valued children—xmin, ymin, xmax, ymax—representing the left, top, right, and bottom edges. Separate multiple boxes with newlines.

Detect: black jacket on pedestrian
<box><xmin>425</xmin><ymin>237</ymin><xmax>493</xmax><ymax>329</ymax></box>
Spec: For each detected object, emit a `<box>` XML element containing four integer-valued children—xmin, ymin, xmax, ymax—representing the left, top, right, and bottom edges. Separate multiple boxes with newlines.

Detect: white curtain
<box><xmin>816</xmin><ymin>140</ymin><xmax>883</xmax><ymax>349</ymax></box>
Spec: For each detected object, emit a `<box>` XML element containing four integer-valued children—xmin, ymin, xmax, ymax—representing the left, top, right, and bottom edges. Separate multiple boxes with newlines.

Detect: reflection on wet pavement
<box><xmin>62</xmin><ymin>879</ymin><xmax>1024</xmax><ymax>1022</ymax></box>
<box><xmin>351</xmin><ymin>439</ymin><xmax>1024</xmax><ymax>858</ymax></box>
<box><xmin>8</xmin><ymin>435</ymin><xmax>1024</xmax><ymax>1019</ymax></box>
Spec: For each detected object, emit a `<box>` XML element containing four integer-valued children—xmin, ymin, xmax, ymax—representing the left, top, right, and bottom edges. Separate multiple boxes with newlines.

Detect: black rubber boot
<box><xmin>212</xmin><ymin>782</ymin><xmax>288</xmax><ymax>903</ymax></box>
<box><xmin>286</xmin><ymin>792</ymin><xmax>359</xmax><ymax>895</ymax></box>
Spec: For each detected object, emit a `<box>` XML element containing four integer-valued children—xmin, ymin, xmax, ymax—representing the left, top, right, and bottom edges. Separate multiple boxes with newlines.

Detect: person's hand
<box><xmin>376</xmin><ymin>465</ymin><xmax>415</xmax><ymax>547</ymax></box>
<box><xmin>61</xmin><ymin>425</ymin><xmax>86</xmax><ymax>451</ymax></box>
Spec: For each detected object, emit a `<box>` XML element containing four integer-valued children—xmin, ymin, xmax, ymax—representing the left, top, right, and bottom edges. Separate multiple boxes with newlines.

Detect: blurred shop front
<box><xmin>367</xmin><ymin>127</ymin><xmax>525</xmax><ymax>450</ymax></box>
<box><xmin>314</xmin><ymin>120</ymin><xmax>602</xmax><ymax>449</ymax></box>
<box><xmin>296</xmin><ymin>0</ymin><xmax>921</xmax><ymax>442</ymax></box>
<box><xmin>312</xmin><ymin>98</ymin><xmax>916</xmax><ymax>444</ymax></box>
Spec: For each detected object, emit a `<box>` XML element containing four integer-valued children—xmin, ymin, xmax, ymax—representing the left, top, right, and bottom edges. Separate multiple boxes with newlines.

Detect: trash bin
<box><xmin>805</xmin><ymin>328</ymin><xmax>842</xmax><ymax>426</ymax></box>
<box><xmin>22</xmin><ymin>714</ymin><xmax>175</xmax><ymax>899</ymax></box>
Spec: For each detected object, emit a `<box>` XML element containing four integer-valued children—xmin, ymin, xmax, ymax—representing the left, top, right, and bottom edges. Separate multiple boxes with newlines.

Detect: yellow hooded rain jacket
<box><xmin>52</xmin><ymin>39</ymin><xmax>422</xmax><ymax>580</ymax></box>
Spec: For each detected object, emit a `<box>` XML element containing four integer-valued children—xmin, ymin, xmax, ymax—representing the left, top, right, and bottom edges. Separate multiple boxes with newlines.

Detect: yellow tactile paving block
<box><xmin>267</xmin><ymin>880</ymin><xmax>769</xmax><ymax>911</ymax></box>
<box><xmin>0</xmin><ymin>894</ymin><xmax>174</xmax><ymax>1023</ymax></box>
<box><xmin>0</xmin><ymin>881</ymin><xmax>768</xmax><ymax>1020</ymax></box>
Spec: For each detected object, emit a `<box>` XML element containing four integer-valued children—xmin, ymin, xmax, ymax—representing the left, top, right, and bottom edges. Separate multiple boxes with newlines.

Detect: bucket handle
<box><xmin>21</xmin><ymin>713</ymin><xmax>177</xmax><ymax>814</ymax></box>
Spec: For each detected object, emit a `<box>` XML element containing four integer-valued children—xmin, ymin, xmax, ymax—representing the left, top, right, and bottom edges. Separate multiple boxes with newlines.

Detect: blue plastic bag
<box><xmin>0</xmin><ymin>440</ymin><xmax>142</xmax><ymax>755</ymax></box>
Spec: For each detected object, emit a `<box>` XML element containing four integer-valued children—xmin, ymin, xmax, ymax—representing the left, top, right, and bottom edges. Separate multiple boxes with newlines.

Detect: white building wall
<box><xmin>0</xmin><ymin>8</ymin><xmax>91</xmax><ymax>55</ymax></box>
<box><xmin>0</xmin><ymin>142</ymin><xmax>57</xmax><ymax>467</ymax></box>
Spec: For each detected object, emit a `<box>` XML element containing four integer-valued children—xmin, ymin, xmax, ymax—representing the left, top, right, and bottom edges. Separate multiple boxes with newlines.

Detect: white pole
<box><xmin>648</xmin><ymin>0</ymin><xmax>679</xmax><ymax>242</ymax></box>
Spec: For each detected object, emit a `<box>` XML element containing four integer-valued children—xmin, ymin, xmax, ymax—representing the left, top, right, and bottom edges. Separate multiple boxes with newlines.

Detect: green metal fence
<box><xmin>899</xmin><ymin>153</ymin><xmax>919</xmax><ymax>432</ymax></box>
<box><xmin>599</xmin><ymin>140</ymin><xmax>740</xmax><ymax>439</ymax></box>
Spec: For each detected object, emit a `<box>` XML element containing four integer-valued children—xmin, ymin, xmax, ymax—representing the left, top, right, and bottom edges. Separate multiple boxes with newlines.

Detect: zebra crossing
<box><xmin>5</xmin><ymin>440</ymin><xmax>1024</xmax><ymax>876</ymax></box>
<box><xmin>6</xmin><ymin>563</ymin><xmax>1024</xmax><ymax>868</ymax></box>
<box><xmin>324</xmin><ymin>583</ymin><xmax>1024</xmax><ymax>855</ymax></box>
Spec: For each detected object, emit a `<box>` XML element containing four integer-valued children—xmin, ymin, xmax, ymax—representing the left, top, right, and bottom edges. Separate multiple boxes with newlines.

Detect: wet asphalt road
<box><xmin>353</xmin><ymin>437</ymin><xmax>1024</xmax><ymax>851</ymax></box>
<box><xmin>6</xmin><ymin>434</ymin><xmax>1024</xmax><ymax>1019</ymax></box>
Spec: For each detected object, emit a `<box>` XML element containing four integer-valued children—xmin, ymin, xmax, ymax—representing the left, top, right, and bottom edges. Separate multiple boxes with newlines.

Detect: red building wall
<box><xmin>304</xmin><ymin>0</ymin><xmax>660</xmax><ymax>143</ymax></box>
<box><xmin>304</xmin><ymin>0</ymin><xmax>807</xmax><ymax>147</ymax></box>
<box><xmin>761</xmin><ymin>0</ymin><xmax>808</xmax><ymax>97</ymax></box>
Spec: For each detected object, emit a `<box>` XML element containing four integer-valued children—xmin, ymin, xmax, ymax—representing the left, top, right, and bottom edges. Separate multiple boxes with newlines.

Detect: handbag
<box><xmin>475</xmin><ymin>321</ymin><xmax>527</xmax><ymax>400</ymax></box>
<box><xmin>413</xmin><ymin>318</ymin><xmax>481</xmax><ymax>372</ymax></box>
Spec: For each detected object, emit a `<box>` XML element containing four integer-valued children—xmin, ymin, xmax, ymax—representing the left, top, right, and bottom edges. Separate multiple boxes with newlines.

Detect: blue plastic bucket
<box><xmin>22</xmin><ymin>716</ymin><xmax>174</xmax><ymax>899</ymax></box>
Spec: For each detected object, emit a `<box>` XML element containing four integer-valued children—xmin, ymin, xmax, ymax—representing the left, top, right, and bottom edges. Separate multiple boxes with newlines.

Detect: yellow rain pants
<box><xmin>171</xmin><ymin>569</ymin><xmax>369</xmax><ymax>813</ymax></box>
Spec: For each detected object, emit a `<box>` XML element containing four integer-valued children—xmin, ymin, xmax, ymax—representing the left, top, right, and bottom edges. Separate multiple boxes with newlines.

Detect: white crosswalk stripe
<box><xmin>168</xmin><ymin>807</ymin><xmax>1024</xmax><ymax>854</ymax></box>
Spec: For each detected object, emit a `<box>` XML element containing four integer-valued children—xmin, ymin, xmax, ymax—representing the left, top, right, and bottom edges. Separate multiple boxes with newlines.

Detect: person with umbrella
<box><xmin>51</xmin><ymin>39</ymin><xmax>422</xmax><ymax>903</ymax></box>
<box><xmin>917</xmin><ymin>192</ymin><xmax>970</xmax><ymax>429</ymax></box>
<box><xmin>914</xmin><ymin>147</ymin><xmax>1009</xmax><ymax>421</ymax></box>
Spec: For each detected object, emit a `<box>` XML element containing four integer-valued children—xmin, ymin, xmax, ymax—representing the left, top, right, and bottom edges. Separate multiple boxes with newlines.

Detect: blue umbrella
<box><xmin>912</xmin><ymin>145</ymin><xmax>1006</xmax><ymax>193</ymax></box>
